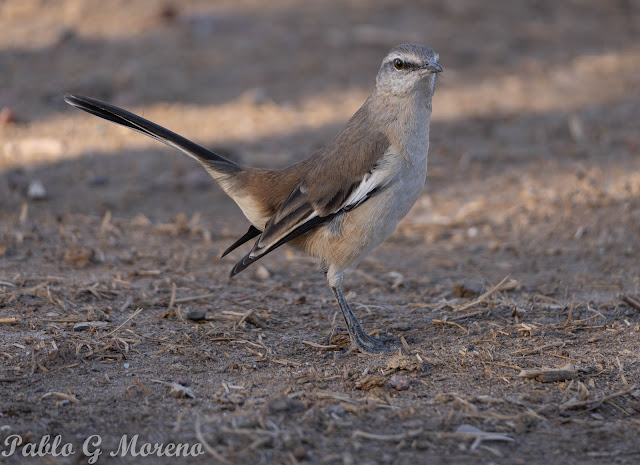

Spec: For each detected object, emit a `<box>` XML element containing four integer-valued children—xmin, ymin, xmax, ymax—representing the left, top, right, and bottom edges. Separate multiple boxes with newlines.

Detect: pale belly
<box><xmin>304</xmin><ymin>150</ymin><xmax>429</xmax><ymax>274</ymax></box>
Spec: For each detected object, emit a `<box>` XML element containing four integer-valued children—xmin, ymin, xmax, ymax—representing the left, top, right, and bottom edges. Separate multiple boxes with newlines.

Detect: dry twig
<box><xmin>456</xmin><ymin>275</ymin><xmax>512</xmax><ymax>311</ymax></box>
<box><xmin>621</xmin><ymin>294</ymin><xmax>640</xmax><ymax>312</ymax></box>
<box><xmin>560</xmin><ymin>385</ymin><xmax>637</xmax><ymax>411</ymax></box>
<box><xmin>194</xmin><ymin>417</ymin><xmax>231</xmax><ymax>464</ymax></box>
<box><xmin>352</xmin><ymin>428</ymin><xmax>424</xmax><ymax>442</ymax></box>
<box><xmin>518</xmin><ymin>364</ymin><xmax>581</xmax><ymax>383</ymax></box>
<box><xmin>106</xmin><ymin>308</ymin><xmax>143</xmax><ymax>336</ymax></box>
<box><xmin>433</xmin><ymin>319</ymin><xmax>468</xmax><ymax>333</ymax></box>
<box><xmin>41</xmin><ymin>392</ymin><xmax>79</xmax><ymax>403</ymax></box>
<box><xmin>301</xmin><ymin>340</ymin><xmax>338</xmax><ymax>349</ymax></box>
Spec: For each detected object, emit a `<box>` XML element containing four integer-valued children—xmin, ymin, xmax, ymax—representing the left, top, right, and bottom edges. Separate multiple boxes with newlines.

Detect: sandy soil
<box><xmin>1</xmin><ymin>0</ymin><xmax>640</xmax><ymax>464</ymax></box>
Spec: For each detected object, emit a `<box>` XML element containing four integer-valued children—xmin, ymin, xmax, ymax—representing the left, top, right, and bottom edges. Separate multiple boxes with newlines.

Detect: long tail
<box><xmin>64</xmin><ymin>94</ymin><xmax>242</xmax><ymax>182</ymax></box>
<box><xmin>65</xmin><ymin>94</ymin><xmax>276</xmax><ymax>269</ymax></box>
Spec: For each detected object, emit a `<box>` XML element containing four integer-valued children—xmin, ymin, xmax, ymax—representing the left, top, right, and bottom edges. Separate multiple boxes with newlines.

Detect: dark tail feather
<box><xmin>220</xmin><ymin>225</ymin><xmax>261</xmax><ymax>258</ymax></box>
<box><xmin>229</xmin><ymin>215</ymin><xmax>332</xmax><ymax>277</ymax></box>
<box><xmin>64</xmin><ymin>94</ymin><xmax>241</xmax><ymax>176</ymax></box>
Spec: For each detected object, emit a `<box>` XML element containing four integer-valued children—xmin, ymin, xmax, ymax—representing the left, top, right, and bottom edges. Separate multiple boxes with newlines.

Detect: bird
<box><xmin>64</xmin><ymin>43</ymin><xmax>442</xmax><ymax>354</ymax></box>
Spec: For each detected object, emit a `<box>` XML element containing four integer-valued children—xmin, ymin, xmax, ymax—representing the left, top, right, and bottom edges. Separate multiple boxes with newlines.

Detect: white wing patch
<box><xmin>341</xmin><ymin>167</ymin><xmax>387</xmax><ymax>212</ymax></box>
<box><xmin>248</xmin><ymin>147</ymin><xmax>396</xmax><ymax>259</ymax></box>
<box><xmin>246</xmin><ymin>172</ymin><xmax>381</xmax><ymax>259</ymax></box>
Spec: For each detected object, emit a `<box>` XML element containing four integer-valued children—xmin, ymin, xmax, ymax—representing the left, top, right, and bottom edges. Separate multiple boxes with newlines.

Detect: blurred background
<box><xmin>1</xmin><ymin>0</ymin><xmax>639</xmax><ymax>294</ymax></box>
<box><xmin>2</xmin><ymin>3</ymin><xmax>640</xmax><ymax>460</ymax></box>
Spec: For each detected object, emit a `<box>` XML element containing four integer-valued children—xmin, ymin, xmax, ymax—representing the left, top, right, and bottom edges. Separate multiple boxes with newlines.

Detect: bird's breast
<box><xmin>307</xmin><ymin>144</ymin><xmax>428</xmax><ymax>269</ymax></box>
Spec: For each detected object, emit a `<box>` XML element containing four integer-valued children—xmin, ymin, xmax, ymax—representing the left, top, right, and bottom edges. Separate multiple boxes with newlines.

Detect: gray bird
<box><xmin>65</xmin><ymin>44</ymin><xmax>442</xmax><ymax>354</ymax></box>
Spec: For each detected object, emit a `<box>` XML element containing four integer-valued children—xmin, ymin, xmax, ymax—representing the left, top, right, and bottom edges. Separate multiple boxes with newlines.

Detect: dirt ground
<box><xmin>2</xmin><ymin>0</ymin><xmax>640</xmax><ymax>464</ymax></box>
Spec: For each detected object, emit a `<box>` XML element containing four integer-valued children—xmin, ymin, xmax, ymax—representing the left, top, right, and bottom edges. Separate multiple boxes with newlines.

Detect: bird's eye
<box><xmin>393</xmin><ymin>58</ymin><xmax>404</xmax><ymax>70</ymax></box>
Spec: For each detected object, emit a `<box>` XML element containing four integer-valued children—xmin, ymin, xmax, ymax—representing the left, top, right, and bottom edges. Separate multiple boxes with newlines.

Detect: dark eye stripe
<box><xmin>392</xmin><ymin>58</ymin><xmax>419</xmax><ymax>71</ymax></box>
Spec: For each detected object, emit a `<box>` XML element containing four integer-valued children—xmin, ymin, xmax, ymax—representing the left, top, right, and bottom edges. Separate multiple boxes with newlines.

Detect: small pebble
<box><xmin>389</xmin><ymin>373</ymin><xmax>410</xmax><ymax>391</ymax></box>
<box><xmin>88</xmin><ymin>175</ymin><xmax>109</xmax><ymax>186</ymax></box>
<box><xmin>73</xmin><ymin>321</ymin><xmax>109</xmax><ymax>331</ymax></box>
<box><xmin>173</xmin><ymin>377</ymin><xmax>190</xmax><ymax>387</ymax></box>
<box><xmin>185</xmin><ymin>310</ymin><xmax>206</xmax><ymax>321</ymax></box>
<box><xmin>255</xmin><ymin>265</ymin><xmax>271</xmax><ymax>280</ymax></box>
<box><xmin>27</xmin><ymin>180</ymin><xmax>47</xmax><ymax>200</ymax></box>
<box><xmin>73</xmin><ymin>322</ymin><xmax>90</xmax><ymax>331</ymax></box>
<box><xmin>170</xmin><ymin>382</ymin><xmax>195</xmax><ymax>399</ymax></box>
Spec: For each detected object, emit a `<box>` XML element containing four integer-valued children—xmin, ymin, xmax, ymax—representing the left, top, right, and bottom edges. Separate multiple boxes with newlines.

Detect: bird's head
<box><xmin>375</xmin><ymin>44</ymin><xmax>442</xmax><ymax>98</ymax></box>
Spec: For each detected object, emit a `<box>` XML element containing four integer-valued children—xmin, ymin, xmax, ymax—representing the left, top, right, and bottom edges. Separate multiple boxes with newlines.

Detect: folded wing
<box><xmin>230</xmin><ymin>130</ymin><xmax>392</xmax><ymax>276</ymax></box>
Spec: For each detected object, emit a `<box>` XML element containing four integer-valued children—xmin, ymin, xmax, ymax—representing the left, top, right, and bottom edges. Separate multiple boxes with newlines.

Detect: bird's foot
<box><xmin>328</xmin><ymin>326</ymin><xmax>398</xmax><ymax>355</ymax></box>
<box><xmin>351</xmin><ymin>331</ymin><xmax>398</xmax><ymax>354</ymax></box>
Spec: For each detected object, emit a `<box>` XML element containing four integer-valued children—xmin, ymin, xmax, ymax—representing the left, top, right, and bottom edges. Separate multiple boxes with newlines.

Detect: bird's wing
<box><xmin>230</xmin><ymin>130</ymin><xmax>391</xmax><ymax>276</ymax></box>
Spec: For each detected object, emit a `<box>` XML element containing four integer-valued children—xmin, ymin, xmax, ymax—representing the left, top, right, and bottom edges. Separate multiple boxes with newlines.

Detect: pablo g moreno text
<box><xmin>1</xmin><ymin>434</ymin><xmax>204</xmax><ymax>463</ymax></box>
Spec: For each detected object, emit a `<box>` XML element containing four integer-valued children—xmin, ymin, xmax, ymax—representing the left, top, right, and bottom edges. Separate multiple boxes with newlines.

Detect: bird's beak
<box><xmin>423</xmin><ymin>61</ymin><xmax>443</xmax><ymax>74</ymax></box>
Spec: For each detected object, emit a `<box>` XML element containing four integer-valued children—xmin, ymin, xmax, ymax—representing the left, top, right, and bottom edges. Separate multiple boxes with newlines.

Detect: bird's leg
<box><xmin>330</xmin><ymin>286</ymin><xmax>396</xmax><ymax>354</ymax></box>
